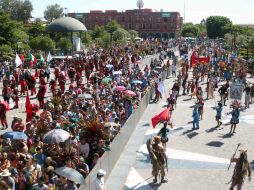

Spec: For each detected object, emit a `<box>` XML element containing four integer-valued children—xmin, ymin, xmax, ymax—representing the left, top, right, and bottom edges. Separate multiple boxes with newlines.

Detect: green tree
<box><xmin>128</xmin><ymin>30</ymin><xmax>138</xmax><ymax>40</ymax></box>
<box><xmin>206</xmin><ymin>16</ymin><xmax>232</xmax><ymax>38</ymax></box>
<box><xmin>106</xmin><ymin>20</ymin><xmax>120</xmax><ymax>42</ymax></box>
<box><xmin>25</xmin><ymin>23</ymin><xmax>46</xmax><ymax>38</ymax></box>
<box><xmin>0</xmin><ymin>0</ymin><xmax>33</xmax><ymax>22</ymax></box>
<box><xmin>44</xmin><ymin>4</ymin><xmax>64</xmax><ymax>22</ymax></box>
<box><xmin>82</xmin><ymin>31</ymin><xmax>92</xmax><ymax>45</ymax></box>
<box><xmin>181</xmin><ymin>23</ymin><xmax>200</xmax><ymax>37</ymax></box>
<box><xmin>29</xmin><ymin>36</ymin><xmax>55</xmax><ymax>52</ymax></box>
<box><xmin>0</xmin><ymin>13</ymin><xmax>21</xmax><ymax>45</ymax></box>
<box><xmin>0</xmin><ymin>44</ymin><xmax>14</xmax><ymax>59</ymax></box>
<box><xmin>57</xmin><ymin>37</ymin><xmax>71</xmax><ymax>54</ymax></box>
<box><xmin>113</xmin><ymin>28</ymin><xmax>130</xmax><ymax>42</ymax></box>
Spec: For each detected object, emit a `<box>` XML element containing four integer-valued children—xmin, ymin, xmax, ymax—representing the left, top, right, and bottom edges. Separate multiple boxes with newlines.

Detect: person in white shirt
<box><xmin>92</xmin><ymin>169</ymin><xmax>106</xmax><ymax>190</ymax></box>
<box><xmin>78</xmin><ymin>138</ymin><xmax>90</xmax><ymax>159</ymax></box>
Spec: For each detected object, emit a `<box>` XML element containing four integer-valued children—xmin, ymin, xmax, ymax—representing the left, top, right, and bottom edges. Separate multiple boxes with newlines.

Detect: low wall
<box><xmin>83</xmin><ymin>58</ymin><xmax>182</xmax><ymax>189</ymax></box>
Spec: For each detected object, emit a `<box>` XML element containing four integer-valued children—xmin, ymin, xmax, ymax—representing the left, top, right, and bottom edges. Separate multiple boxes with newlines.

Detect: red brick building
<box><xmin>68</xmin><ymin>8</ymin><xmax>183</xmax><ymax>39</ymax></box>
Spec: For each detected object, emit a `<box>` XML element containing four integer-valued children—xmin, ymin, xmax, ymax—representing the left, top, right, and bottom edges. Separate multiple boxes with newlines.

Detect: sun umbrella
<box><xmin>3</xmin><ymin>132</ymin><xmax>28</xmax><ymax>140</ymax></box>
<box><xmin>106</xmin><ymin>64</ymin><xmax>113</xmax><ymax>68</ymax></box>
<box><xmin>115</xmin><ymin>86</ymin><xmax>126</xmax><ymax>91</ymax></box>
<box><xmin>0</xmin><ymin>100</ymin><xmax>10</xmax><ymax>111</ymax></box>
<box><xmin>43</xmin><ymin>129</ymin><xmax>70</xmax><ymax>144</ymax></box>
<box><xmin>132</xmin><ymin>80</ymin><xmax>143</xmax><ymax>84</ymax></box>
<box><xmin>113</xmin><ymin>71</ymin><xmax>122</xmax><ymax>75</ymax></box>
<box><xmin>102</xmin><ymin>77</ymin><xmax>112</xmax><ymax>84</ymax></box>
<box><xmin>55</xmin><ymin>167</ymin><xmax>86</xmax><ymax>185</ymax></box>
<box><xmin>78</xmin><ymin>93</ymin><xmax>93</xmax><ymax>99</ymax></box>
<box><xmin>123</xmin><ymin>90</ymin><xmax>136</xmax><ymax>97</ymax></box>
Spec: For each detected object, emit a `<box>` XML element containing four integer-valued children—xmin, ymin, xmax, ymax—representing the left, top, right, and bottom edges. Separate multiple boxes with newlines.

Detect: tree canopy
<box><xmin>44</xmin><ymin>3</ymin><xmax>64</xmax><ymax>22</ymax></box>
<box><xmin>206</xmin><ymin>16</ymin><xmax>232</xmax><ymax>39</ymax></box>
<box><xmin>181</xmin><ymin>23</ymin><xmax>200</xmax><ymax>37</ymax></box>
<box><xmin>29</xmin><ymin>36</ymin><xmax>55</xmax><ymax>52</ymax></box>
<box><xmin>0</xmin><ymin>0</ymin><xmax>33</xmax><ymax>22</ymax></box>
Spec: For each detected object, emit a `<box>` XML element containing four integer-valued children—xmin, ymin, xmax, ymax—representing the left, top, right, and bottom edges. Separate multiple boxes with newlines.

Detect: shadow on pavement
<box><xmin>218</xmin><ymin>133</ymin><xmax>232</xmax><ymax>139</ymax></box>
<box><xmin>205</xmin><ymin>126</ymin><xmax>219</xmax><ymax>133</ymax></box>
<box><xmin>186</xmin><ymin>132</ymin><xmax>199</xmax><ymax>139</ymax></box>
<box><xmin>206</xmin><ymin>141</ymin><xmax>224</xmax><ymax>147</ymax></box>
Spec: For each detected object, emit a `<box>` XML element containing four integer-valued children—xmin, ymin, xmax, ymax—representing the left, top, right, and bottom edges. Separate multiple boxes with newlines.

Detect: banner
<box><xmin>230</xmin><ymin>82</ymin><xmax>243</xmax><ymax>100</ymax></box>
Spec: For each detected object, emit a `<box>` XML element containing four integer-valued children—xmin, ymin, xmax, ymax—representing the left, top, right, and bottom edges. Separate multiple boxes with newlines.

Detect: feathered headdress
<box><xmin>230</xmin><ymin>100</ymin><xmax>242</xmax><ymax>109</ymax></box>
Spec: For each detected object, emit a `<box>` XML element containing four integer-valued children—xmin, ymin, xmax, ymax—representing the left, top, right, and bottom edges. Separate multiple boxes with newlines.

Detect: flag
<box><xmin>158</xmin><ymin>81</ymin><xmax>165</xmax><ymax>97</ymax></box>
<box><xmin>40</xmin><ymin>54</ymin><xmax>44</xmax><ymax>64</ymax></box>
<box><xmin>15</xmin><ymin>53</ymin><xmax>22</xmax><ymax>68</ymax></box>
<box><xmin>29</xmin><ymin>53</ymin><xmax>36</xmax><ymax>63</ymax></box>
<box><xmin>151</xmin><ymin>108</ymin><xmax>170</xmax><ymax>128</ymax></box>
<box><xmin>47</xmin><ymin>51</ymin><xmax>52</xmax><ymax>63</ymax></box>
<box><xmin>26</xmin><ymin>93</ymin><xmax>32</xmax><ymax>115</ymax></box>
<box><xmin>19</xmin><ymin>53</ymin><xmax>25</xmax><ymax>63</ymax></box>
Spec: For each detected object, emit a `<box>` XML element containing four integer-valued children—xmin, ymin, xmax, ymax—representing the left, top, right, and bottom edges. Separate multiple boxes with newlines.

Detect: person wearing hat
<box><xmin>92</xmin><ymin>169</ymin><xmax>106</xmax><ymax>190</ymax></box>
<box><xmin>215</xmin><ymin>102</ymin><xmax>223</xmax><ymax>127</ymax></box>
<box><xmin>229</xmin><ymin>149</ymin><xmax>251</xmax><ymax>190</ymax></box>
<box><xmin>146</xmin><ymin>136</ymin><xmax>168</xmax><ymax>184</ymax></box>
<box><xmin>0</xmin><ymin>169</ymin><xmax>15</xmax><ymax>190</ymax></box>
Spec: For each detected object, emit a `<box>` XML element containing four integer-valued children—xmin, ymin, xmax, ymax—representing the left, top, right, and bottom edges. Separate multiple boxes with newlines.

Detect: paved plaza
<box><xmin>106</xmin><ymin>72</ymin><xmax>254</xmax><ymax>190</ymax></box>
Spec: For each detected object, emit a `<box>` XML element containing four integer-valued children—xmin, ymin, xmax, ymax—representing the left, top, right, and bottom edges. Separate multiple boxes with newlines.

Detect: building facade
<box><xmin>68</xmin><ymin>9</ymin><xmax>183</xmax><ymax>39</ymax></box>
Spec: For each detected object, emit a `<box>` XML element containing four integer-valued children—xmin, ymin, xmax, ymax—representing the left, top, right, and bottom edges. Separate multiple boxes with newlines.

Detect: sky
<box><xmin>31</xmin><ymin>0</ymin><xmax>254</xmax><ymax>24</ymax></box>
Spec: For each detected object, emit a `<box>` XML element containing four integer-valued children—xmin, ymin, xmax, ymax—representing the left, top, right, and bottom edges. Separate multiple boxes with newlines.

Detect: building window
<box><xmin>156</xmin><ymin>17</ymin><xmax>160</xmax><ymax>23</ymax></box>
<box><xmin>129</xmin><ymin>23</ymin><xmax>132</xmax><ymax>29</ymax></box>
<box><xmin>108</xmin><ymin>16</ymin><xmax>112</xmax><ymax>21</ymax></box>
<box><xmin>122</xmin><ymin>16</ymin><xmax>125</xmax><ymax>22</ymax></box>
<box><xmin>129</xmin><ymin>16</ymin><xmax>132</xmax><ymax>22</ymax></box>
<box><xmin>149</xmin><ymin>23</ymin><xmax>153</xmax><ymax>29</ymax></box>
<box><xmin>142</xmin><ymin>23</ymin><xmax>146</xmax><ymax>29</ymax></box>
<box><xmin>95</xmin><ymin>16</ymin><xmax>98</xmax><ymax>22</ymax></box>
<box><xmin>122</xmin><ymin>24</ymin><xmax>125</xmax><ymax>28</ymax></box>
<box><xmin>142</xmin><ymin>16</ymin><xmax>145</xmax><ymax>22</ymax></box>
<box><xmin>135</xmin><ymin>23</ymin><xmax>139</xmax><ymax>30</ymax></box>
<box><xmin>136</xmin><ymin>16</ymin><xmax>139</xmax><ymax>22</ymax></box>
<box><xmin>156</xmin><ymin>23</ymin><xmax>160</xmax><ymax>29</ymax></box>
<box><xmin>164</xmin><ymin>24</ymin><xmax>167</xmax><ymax>30</ymax></box>
<box><xmin>149</xmin><ymin>17</ymin><xmax>153</xmax><ymax>22</ymax></box>
<box><xmin>88</xmin><ymin>16</ymin><xmax>92</xmax><ymax>22</ymax></box>
<box><xmin>163</xmin><ymin>17</ymin><xmax>168</xmax><ymax>22</ymax></box>
<box><xmin>101</xmin><ymin>16</ymin><xmax>105</xmax><ymax>22</ymax></box>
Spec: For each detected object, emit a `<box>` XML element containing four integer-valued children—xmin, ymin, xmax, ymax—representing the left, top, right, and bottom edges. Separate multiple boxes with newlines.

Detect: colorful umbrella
<box><xmin>78</xmin><ymin>93</ymin><xmax>93</xmax><ymax>99</ymax></box>
<box><xmin>123</xmin><ymin>90</ymin><xmax>136</xmax><ymax>97</ymax></box>
<box><xmin>43</xmin><ymin>129</ymin><xmax>70</xmax><ymax>144</ymax></box>
<box><xmin>55</xmin><ymin>167</ymin><xmax>86</xmax><ymax>185</ymax></box>
<box><xmin>102</xmin><ymin>77</ymin><xmax>112</xmax><ymax>84</ymax></box>
<box><xmin>132</xmin><ymin>80</ymin><xmax>143</xmax><ymax>84</ymax></box>
<box><xmin>113</xmin><ymin>71</ymin><xmax>122</xmax><ymax>75</ymax></box>
<box><xmin>115</xmin><ymin>86</ymin><xmax>126</xmax><ymax>92</ymax></box>
<box><xmin>3</xmin><ymin>132</ymin><xmax>28</xmax><ymax>140</ymax></box>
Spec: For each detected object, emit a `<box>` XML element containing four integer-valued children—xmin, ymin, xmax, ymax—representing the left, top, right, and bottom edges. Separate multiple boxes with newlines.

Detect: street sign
<box><xmin>230</xmin><ymin>82</ymin><xmax>243</xmax><ymax>100</ymax></box>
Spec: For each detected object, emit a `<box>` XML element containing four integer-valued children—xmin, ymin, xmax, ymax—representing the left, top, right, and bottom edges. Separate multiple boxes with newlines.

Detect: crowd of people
<box><xmin>149</xmin><ymin>38</ymin><xmax>253</xmax><ymax>188</ymax></box>
<box><xmin>0</xmin><ymin>39</ymin><xmax>178</xmax><ymax>189</ymax></box>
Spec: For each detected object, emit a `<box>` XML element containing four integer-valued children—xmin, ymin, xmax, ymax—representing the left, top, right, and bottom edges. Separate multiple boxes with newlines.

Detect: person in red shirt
<box><xmin>13</xmin><ymin>118</ymin><xmax>26</xmax><ymax>132</ymax></box>
<box><xmin>0</xmin><ymin>104</ymin><xmax>8</xmax><ymax>129</ymax></box>
<box><xmin>28</xmin><ymin>75</ymin><xmax>37</xmax><ymax>96</ymax></box>
<box><xmin>49</xmin><ymin>79</ymin><xmax>56</xmax><ymax>96</ymax></box>
<box><xmin>37</xmin><ymin>77</ymin><xmax>47</xmax><ymax>109</ymax></box>
<box><xmin>58</xmin><ymin>72</ymin><xmax>66</xmax><ymax>93</ymax></box>
<box><xmin>19</xmin><ymin>78</ymin><xmax>27</xmax><ymax>95</ymax></box>
<box><xmin>12</xmin><ymin>87</ymin><xmax>19</xmax><ymax>108</ymax></box>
